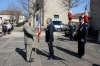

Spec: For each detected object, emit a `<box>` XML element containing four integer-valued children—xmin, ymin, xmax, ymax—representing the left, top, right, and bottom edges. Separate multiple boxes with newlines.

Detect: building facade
<box><xmin>0</xmin><ymin>10</ymin><xmax>25</xmax><ymax>23</ymax></box>
<box><xmin>0</xmin><ymin>15</ymin><xmax>10</xmax><ymax>23</ymax></box>
<box><xmin>18</xmin><ymin>16</ymin><xmax>26</xmax><ymax>23</ymax></box>
<box><xmin>90</xmin><ymin>0</ymin><xmax>100</xmax><ymax>30</ymax></box>
<box><xmin>36</xmin><ymin>0</ymin><xmax>69</xmax><ymax>26</ymax></box>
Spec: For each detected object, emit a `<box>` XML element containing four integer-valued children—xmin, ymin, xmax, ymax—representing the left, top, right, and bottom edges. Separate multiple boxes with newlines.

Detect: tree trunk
<box><xmin>33</xmin><ymin>16</ymin><xmax>35</xmax><ymax>28</ymax></box>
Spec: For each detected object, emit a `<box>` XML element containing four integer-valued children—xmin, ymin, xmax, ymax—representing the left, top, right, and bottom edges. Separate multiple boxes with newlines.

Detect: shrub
<box><xmin>16</xmin><ymin>23</ymin><xmax>23</xmax><ymax>27</ymax></box>
<box><xmin>65</xmin><ymin>30</ymin><xmax>69</xmax><ymax>37</ymax></box>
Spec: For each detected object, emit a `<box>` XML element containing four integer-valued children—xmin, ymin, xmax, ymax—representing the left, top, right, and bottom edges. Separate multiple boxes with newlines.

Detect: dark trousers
<box><xmin>48</xmin><ymin>42</ymin><xmax>54</xmax><ymax>58</ymax></box>
<box><xmin>78</xmin><ymin>40</ymin><xmax>85</xmax><ymax>56</ymax></box>
<box><xmin>69</xmin><ymin>32</ymin><xmax>74</xmax><ymax>41</ymax></box>
<box><xmin>8</xmin><ymin>29</ymin><xmax>11</xmax><ymax>34</ymax></box>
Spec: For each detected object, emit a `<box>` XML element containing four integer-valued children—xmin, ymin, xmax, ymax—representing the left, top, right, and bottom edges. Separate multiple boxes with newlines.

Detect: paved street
<box><xmin>0</xmin><ymin>27</ymin><xmax>100</xmax><ymax>66</ymax></box>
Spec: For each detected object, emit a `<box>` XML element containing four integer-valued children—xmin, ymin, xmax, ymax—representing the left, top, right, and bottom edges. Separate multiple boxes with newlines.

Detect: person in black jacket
<box><xmin>77</xmin><ymin>16</ymin><xmax>88</xmax><ymax>58</ymax></box>
<box><xmin>69</xmin><ymin>21</ymin><xmax>76</xmax><ymax>41</ymax></box>
<box><xmin>45</xmin><ymin>18</ymin><xmax>55</xmax><ymax>60</ymax></box>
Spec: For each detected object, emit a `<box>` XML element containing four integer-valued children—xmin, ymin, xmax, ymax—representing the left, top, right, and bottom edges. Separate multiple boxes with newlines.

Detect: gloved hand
<box><xmin>81</xmin><ymin>39</ymin><xmax>84</xmax><ymax>42</ymax></box>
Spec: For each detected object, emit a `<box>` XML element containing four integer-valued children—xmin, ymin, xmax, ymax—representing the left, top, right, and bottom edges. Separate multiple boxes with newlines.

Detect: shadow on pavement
<box><xmin>32</xmin><ymin>48</ymin><xmax>67</xmax><ymax>60</ymax></box>
<box><xmin>32</xmin><ymin>48</ymin><xmax>69</xmax><ymax>66</ymax></box>
<box><xmin>54</xmin><ymin>46</ymin><xmax>79</xmax><ymax>58</ymax></box>
<box><xmin>61</xmin><ymin>33</ymin><xmax>98</xmax><ymax>44</ymax></box>
<box><xmin>57</xmin><ymin>37</ymin><xmax>68</xmax><ymax>42</ymax></box>
<box><xmin>87</xmin><ymin>35</ymin><xmax>98</xmax><ymax>44</ymax></box>
<box><xmin>92</xmin><ymin>64</ymin><xmax>100</xmax><ymax>66</ymax></box>
<box><xmin>82</xmin><ymin>59</ymin><xmax>100</xmax><ymax>66</ymax></box>
<box><xmin>15</xmin><ymin>48</ymin><xmax>26</xmax><ymax>61</ymax></box>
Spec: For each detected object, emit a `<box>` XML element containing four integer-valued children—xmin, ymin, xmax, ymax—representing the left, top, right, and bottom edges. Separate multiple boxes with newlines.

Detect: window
<box><xmin>54</xmin><ymin>15</ymin><xmax>59</xmax><ymax>18</ymax></box>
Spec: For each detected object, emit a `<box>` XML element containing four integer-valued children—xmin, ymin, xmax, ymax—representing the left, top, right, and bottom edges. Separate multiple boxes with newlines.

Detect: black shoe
<box><xmin>78</xmin><ymin>54</ymin><xmax>84</xmax><ymax>58</ymax></box>
<box><xmin>29</xmin><ymin>58</ymin><xmax>34</xmax><ymax>62</ymax></box>
<box><xmin>47</xmin><ymin>57</ymin><xmax>53</xmax><ymax>60</ymax></box>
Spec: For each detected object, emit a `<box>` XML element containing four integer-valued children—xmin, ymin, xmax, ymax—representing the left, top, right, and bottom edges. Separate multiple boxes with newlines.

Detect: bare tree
<box><xmin>61</xmin><ymin>0</ymin><xmax>84</xmax><ymax>10</ymax></box>
<box><xmin>17</xmin><ymin>0</ymin><xmax>29</xmax><ymax>14</ymax></box>
<box><xmin>17</xmin><ymin>0</ymin><xmax>44</xmax><ymax>27</ymax></box>
<box><xmin>7</xmin><ymin>3</ymin><xmax>23</xmax><ymax>23</ymax></box>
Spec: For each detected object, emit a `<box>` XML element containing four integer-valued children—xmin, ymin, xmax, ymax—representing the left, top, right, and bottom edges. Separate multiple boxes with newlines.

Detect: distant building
<box><xmin>72</xmin><ymin>13</ymin><xmax>84</xmax><ymax>22</ymax></box>
<box><xmin>72</xmin><ymin>13</ymin><xmax>90</xmax><ymax>27</ymax></box>
<box><xmin>0</xmin><ymin>10</ymin><xmax>25</xmax><ymax>23</ymax></box>
<box><xmin>72</xmin><ymin>13</ymin><xmax>84</xmax><ymax>27</ymax></box>
<box><xmin>0</xmin><ymin>15</ymin><xmax>11</xmax><ymax>23</ymax></box>
<box><xmin>18</xmin><ymin>16</ymin><xmax>26</xmax><ymax>23</ymax></box>
<box><xmin>90</xmin><ymin>0</ymin><xmax>100</xmax><ymax>30</ymax></box>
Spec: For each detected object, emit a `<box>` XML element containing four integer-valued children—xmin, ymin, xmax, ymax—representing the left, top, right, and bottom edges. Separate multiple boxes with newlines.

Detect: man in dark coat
<box><xmin>77</xmin><ymin>16</ymin><xmax>88</xmax><ymax>58</ymax></box>
<box><xmin>45</xmin><ymin>18</ymin><xmax>55</xmax><ymax>60</ymax></box>
<box><xmin>69</xmin><ymin>21</ymin><xmax>76</xmax><ymax>41</ymax></box>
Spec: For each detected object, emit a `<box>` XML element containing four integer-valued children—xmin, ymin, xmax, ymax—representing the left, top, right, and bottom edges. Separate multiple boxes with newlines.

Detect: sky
<box><xmin>0</xmin><ymin>0</ymin><xmax>86</xmax><ymax>14</ymax></box>
<box><xmin>0</xmin><ymin>0</ymin><xmax>20</xmax><ymax>11</ymax></box>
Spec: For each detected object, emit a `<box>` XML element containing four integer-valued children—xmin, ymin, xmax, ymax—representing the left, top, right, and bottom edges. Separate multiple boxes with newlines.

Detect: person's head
<box><xmin>79</xmin><ymin>16</ymin><xmax>84</xmax><ymax>24</ymax></box>
<box><xmin>26</xmin><ymin>17</ymin><xmax>31</xmax><ymax>24</ymax></box>
<box><xmin>72</xmin><ymin>21</ymin><xmax>74</xmax><ymax>25</ymax></box>
<box><xmin>46</xmin><ymin>18</ymin><xmax>52</xmax><ymax>24</ymax></box>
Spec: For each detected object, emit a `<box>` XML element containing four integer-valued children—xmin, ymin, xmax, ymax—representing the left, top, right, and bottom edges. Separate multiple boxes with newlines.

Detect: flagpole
<box><xmin>35</xmin><ymin>13</ymin><xmax>41</xmax><ymax>53</ymax></box>
<box><xmin>35</xmin><ymin>35</ymin><xmax>38</xmax><ymax>53</ymax></box>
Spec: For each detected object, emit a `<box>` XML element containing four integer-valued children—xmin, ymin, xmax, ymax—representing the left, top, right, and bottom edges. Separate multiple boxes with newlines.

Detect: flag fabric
<box><xmin>68</xmin><ymin>7</ymin><xmax>72</xmax><ymax>21</ymax></box>
<box><xmin>84</xmin><ymin>5</ymin><xmax>89</xmax><ymax>23</ymax></box>
<box><xmin>37</xmin><ymin>14</ymin><xmax>42</xmax><ymax>34</ymax></box>
<box><xmin>37</xmin><ymin>14</ymin><xmax>42</xmax><ymax>41</ymax></box>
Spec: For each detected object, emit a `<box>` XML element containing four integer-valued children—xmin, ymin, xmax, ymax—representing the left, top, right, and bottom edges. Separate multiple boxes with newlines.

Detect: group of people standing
<box><xmin>0</xmin><ymin>22</ymin><xmax>12</xmax><ymax>37</ymax></box>
<box><xmin>23</xmin><ymin>17</ymin><xmax>55</xmax><ymax>62</ymax></box>
<box><xmin>69</xmin><ymin>16</ymin><xmax>88</xmax><ymax>57</ymax></box>
<box><xmin>23</xmin><ymin>16</ymin><xmax>88</xmax><ymax>62</ymax></box>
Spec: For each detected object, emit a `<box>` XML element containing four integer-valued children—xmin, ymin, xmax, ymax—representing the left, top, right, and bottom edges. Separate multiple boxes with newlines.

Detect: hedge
<box><xmin>16</xmin><ymin>23</ymin><xmax>23</xmax><ymax>27</ymax></box>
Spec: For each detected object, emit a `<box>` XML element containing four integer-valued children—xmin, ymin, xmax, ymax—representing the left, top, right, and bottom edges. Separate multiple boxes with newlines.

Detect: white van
<box><xmin>52</xmin><ymin>18</ymin><xmax>64</xmax><ymax>31</ymax></box>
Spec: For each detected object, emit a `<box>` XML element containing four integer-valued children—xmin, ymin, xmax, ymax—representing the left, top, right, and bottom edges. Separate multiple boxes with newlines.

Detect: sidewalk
<box><xmin>0</xmin><ymin>27</ymin><xmax>100</xmax><ymax>66</ymax></box>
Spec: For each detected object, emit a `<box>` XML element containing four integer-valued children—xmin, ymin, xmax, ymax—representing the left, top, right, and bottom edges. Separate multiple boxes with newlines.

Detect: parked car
<box><xmin>52</xmin><ymin>18</ymin><xmax>64</xmax><ymax>31</ymax></box>
<box><xmin>66</xmin><ymin>24</ymin><xmax>70</xmax><ymax>30</ymax></box>
<box><xmin>63</xmin><ymin>24</ymin><xmax>70</xmax><ymax>31</ymax></box>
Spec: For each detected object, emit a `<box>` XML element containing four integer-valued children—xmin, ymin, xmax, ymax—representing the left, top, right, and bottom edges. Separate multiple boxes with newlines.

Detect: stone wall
<box><xmin>42</xmin><ymin>0</ymin><xmax>69</xmax><ymax>26</ymax></box>
<box><xmin>91</xmin><ymin>0</ymin><xmax>100</xmax><ymax>30</ymax></box>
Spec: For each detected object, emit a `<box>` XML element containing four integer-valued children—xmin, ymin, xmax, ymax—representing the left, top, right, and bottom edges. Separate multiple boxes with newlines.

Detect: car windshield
<box><xmin>52</xmin><ymin>21</ymin><xmax>62</xmax><ymax>25</ymax></box>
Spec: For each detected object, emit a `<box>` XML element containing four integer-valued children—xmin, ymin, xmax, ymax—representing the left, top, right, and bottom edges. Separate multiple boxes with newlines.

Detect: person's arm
<box><xmin>74</xmin><ymin>25</ymin><xmax>76</xmax><ymax>32</ymax></box>
<box><xmin>24</xmin><ymin>24</ymin><xmax>36</xmax><ymax>36</ymax></box>
<box><xmin>81</xmin><ymin>24</ymin><xmax>88</xmax><ymax>42</ymax></box>
<box><xmin>48</xmin><ymin>25</ymin><xmax>53</xmax><ymax>42</ymax></box>
<box><xmin>31</xmin><ymin>26</ymin><xmax>38</xmax><ymax>32</ymax></box>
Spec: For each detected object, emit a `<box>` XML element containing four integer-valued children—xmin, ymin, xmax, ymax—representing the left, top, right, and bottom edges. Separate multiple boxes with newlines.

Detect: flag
<box><xmin>37</xmin><ymin>13</ymin><xmax>42</xmax><ymax>42</ymax></box>
<box><xmin>84</xmin><ymin>4</ymin><xmax>89</xmax><ymax>23</ymax></box>
<box><xmin>68</xmin><ymin>6</ymin><xmax>72</xmax><ymax>21</ymax></box>
<box><xmin>37</xmin><ymin>14</ymin><xmax>42</xmax><ymax>34</ymax></box>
